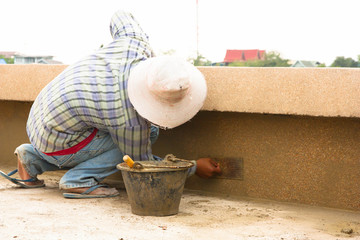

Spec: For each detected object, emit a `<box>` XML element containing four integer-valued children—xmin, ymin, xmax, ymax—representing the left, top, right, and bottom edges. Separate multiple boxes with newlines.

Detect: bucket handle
<box><xmin>131</xmin><ymin>154</ymin><xmax>194</xmax><ymax>170</ymax></box>
<box><xmin>164</xmin><ymin>154</ymin><xmax>188</xmax><ymax>162</ymax></box>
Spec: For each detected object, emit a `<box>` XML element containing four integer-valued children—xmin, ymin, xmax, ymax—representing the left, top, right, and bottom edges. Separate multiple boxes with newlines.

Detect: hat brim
<box><xmin>128</xmin><ymin>58</ymin><xmax>207</xmax><ymax>129</ymax></box>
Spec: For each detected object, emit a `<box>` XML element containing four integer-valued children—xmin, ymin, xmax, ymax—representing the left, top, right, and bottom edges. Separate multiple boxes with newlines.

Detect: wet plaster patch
<box><xmin>0</xmin><ymin>170</ymin><xmax>359</xmax><ymax>240</ymax></box>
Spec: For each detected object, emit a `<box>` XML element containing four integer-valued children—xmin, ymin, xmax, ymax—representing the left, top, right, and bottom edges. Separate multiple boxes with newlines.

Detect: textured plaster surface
<box><xmin>199</xmin><ymin>67</ymin><xmax>360</xmax><ymax>118</ymax></box>
<box><xmin>0</xmin><ymin>101</ymin><xmax>32</xmax><ymax>166</ymax></box>
<box><xmin>153</xmin><ymin>111</ymin><xmax>360</xmax><ymax>211</ymax></box>
<box><xmin>1</xmin><ymin>65</ymin><xmax>360</xmax><ymax>118</ymax></box>
<box><xmin>0</xmin><ymin>65</ymin><xmax>66</xmax><ymax>101</ymax></box>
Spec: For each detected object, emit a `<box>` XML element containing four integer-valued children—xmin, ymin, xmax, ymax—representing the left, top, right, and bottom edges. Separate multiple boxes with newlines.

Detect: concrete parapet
<box><xmin>0</xmin><ymin>65</ymin><xmax>67</xmax><ymax>101</ymax></box>
<box><xmin>0</xmin><ymin>65</ymin><xmax>359</xmax><ymax>211</ymax></box>
<box><xmin>1</xmin><ymin>65</ymin><xmax>360</xmax><ymax>118</ymax></box>
<box><xmin>200</xmin><ymin>67</ymin><xmax>360</xmax><ymax>118</ymax></box>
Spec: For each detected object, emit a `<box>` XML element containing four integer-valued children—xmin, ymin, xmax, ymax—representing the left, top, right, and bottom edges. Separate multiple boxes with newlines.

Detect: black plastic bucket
<box><xmin>117</xmin><ymin>160</ymin><xmax>194</xmax><ymax>216</ymax></box>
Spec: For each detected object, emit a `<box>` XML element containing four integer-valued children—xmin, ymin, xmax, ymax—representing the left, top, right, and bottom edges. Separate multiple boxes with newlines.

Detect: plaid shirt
<box><xmin>26</xmin><ymin>11</ymin><xmax>154</xmax><ymax>161</ymax></box>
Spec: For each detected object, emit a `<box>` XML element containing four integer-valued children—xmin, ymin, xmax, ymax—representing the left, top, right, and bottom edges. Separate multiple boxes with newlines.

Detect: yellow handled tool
<box><xmin>123</xmin><ymin>155</ymin><xmax>135</xmax><ymax>168</ymax></box>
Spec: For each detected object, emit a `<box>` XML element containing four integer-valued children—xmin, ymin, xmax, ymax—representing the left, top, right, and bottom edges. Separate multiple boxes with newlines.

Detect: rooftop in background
<box><xmin>224</xmin><ymin>49</ymin><xmax>265</xmax><ymax>63</ymax></box>
<box><xmin>14</xmin><ymin>53</ymin><xmax>63</xmax><ymax>64</ymax></box>
<box><xmin>0</xmin><ymin>51</ymin><xmax>63</xmax><ymax>64</ymax></box>
<box><xmin>291</xmin><ymin>60</ymin><xmax>321</xmax><ymax>68</ymax></box>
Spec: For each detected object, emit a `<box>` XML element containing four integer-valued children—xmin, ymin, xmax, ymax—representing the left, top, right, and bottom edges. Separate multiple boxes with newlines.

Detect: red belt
<box><xmin>43</xmin><ymin>128</ymin><xmax>98</xmax><ymax>156</ymax></box>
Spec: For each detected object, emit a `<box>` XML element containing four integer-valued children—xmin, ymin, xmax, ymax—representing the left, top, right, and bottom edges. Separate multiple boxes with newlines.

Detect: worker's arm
<box><xmin>108</xmin><ymin>125</ymin><xmax>154</xmax><ymax>161</ymax></box>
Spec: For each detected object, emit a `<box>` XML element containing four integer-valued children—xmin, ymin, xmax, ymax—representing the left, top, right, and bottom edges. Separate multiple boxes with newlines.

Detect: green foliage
<box><xmin>0</xmin><ymin>55</ymin><xmax>14</xmax><ymax>64</ymax></box>
<box><xmin>189</xmin><ymin>54</ymin><xmax>212</xmax><ymax>66</ymax></box>
<box><xmin>228</xmin><ymin>51</ymin><xmax>290</xmax><ymax>67</ymax></box>
<box><xmin>330</xmin><ymin>56</ymin><xmax>359</xmax><ymax>68</ymax></box>
<box><xmin>161</xmin><ymin>49</ymin><xmax>176</xmax><ymax>56</ymax></box>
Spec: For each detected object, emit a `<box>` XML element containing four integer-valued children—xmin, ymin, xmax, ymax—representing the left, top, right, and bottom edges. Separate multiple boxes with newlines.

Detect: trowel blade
<box><xmin>213</xmin><ymin>157</ymin><xmax>243</xmax><ymax>180</ymax></box>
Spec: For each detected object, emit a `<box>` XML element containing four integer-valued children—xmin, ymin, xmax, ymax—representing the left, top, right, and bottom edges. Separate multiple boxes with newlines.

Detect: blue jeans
<box><xmin>15</xmin><ymin>126</ymin><xmax>160</xmax><ymax>189</ymax></box>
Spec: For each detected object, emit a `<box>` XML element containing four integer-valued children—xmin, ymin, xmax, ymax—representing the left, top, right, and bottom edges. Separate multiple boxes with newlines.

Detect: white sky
<box><xmin>1</xmin><ymin>0</ymin><xmax>359</xmax><ymax>65</ymax></box>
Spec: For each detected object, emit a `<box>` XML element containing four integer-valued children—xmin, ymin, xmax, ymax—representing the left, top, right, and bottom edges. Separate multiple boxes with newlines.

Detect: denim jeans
<box><xmin>15</xmin><ymin>126</ymin><xmax>160</xmax><ymax>189</ymax></box>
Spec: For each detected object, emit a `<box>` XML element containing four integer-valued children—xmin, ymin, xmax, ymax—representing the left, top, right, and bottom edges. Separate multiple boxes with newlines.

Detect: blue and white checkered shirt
<box><xmin>27</xmin><ymin>10</ymin><xmax>154</xmax><ymax>161</ymax></box>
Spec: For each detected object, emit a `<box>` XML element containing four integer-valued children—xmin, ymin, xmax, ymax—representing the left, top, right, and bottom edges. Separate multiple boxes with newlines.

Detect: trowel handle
<box><xmin>123</xmin><ymin>155</ymin><xmax>135</xmax><ymax>168</ymax></box>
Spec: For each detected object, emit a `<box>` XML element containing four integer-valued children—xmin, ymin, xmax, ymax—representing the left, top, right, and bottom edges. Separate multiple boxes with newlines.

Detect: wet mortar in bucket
<box><xmin>116</xmin><ymin>159</ymin><xmax>194</xmax><ymax>216</ymax></box>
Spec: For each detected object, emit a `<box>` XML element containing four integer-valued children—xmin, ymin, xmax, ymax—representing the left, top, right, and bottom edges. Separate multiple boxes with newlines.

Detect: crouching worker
<box><xmin>0</xmin><ymin>10</ymin><xmax>221</xmax><ymax>198</ymax></box>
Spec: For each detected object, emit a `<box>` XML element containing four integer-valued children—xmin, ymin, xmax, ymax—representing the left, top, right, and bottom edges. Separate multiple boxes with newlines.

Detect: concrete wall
<box><xmin>0</xmin><ymin>65</ymin><xmax>359</xmax><ymax>211</ymax></box>
<box><xmin>153</xmin><ymin>111</ymin><xmax>360</xmax><ymax>211</ymax></box>
<box><xmin>0</xmin><ymin>101</ymin><xmax>32</xmax><ymax>167</ymax></box>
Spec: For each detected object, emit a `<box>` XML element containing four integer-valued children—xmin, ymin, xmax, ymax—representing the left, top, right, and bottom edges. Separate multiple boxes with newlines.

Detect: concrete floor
<box><xmin>0</xmin><ymin>168</ymin><xmax>359</xmax><ymax>240</ymax></box>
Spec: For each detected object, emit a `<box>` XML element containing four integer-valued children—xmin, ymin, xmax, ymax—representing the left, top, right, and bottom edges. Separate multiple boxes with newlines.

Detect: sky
<box><xmin>1</xmin><ymin>0</ymin><xmax>359</xmax><ymax>65</ymax></box>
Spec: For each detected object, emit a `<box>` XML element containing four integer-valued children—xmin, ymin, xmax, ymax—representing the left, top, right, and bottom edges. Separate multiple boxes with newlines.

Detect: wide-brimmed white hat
<box><xmin>128</xmin><ymin>56</ymin><xmax>207</xmax><ymax>129</ymax></box>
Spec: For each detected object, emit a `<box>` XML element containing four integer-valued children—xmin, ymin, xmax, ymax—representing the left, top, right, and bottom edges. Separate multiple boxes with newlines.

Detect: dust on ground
<box><xmin>0</xmin><ymin>169</ymin><xmax>359</xmax><ymax>240</ymax></box>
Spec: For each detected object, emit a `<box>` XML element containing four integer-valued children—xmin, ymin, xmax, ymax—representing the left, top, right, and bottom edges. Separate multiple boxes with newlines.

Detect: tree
<box><xmin>0</xmin><ymin>55</ymin><xmax>14</xmax><ymax>64</ymax></box>
<box><xmin>330</xmin><ymin>56</ymin><xmax>358</xmax><ymax>68</ymax></box>
<box><xmin>188</xmin><ymin>54</ymin><xmax>212</xmax><ymax>66</ymax></box>
<box><xmin>161</xmin><ymin>49</ymin><xmax>176</xmax><ymax>56</ymax></box>
<box><xmin>228</xmin><ymin>51</ymin><xmax>290</xmax><ymax>67</ymax></box>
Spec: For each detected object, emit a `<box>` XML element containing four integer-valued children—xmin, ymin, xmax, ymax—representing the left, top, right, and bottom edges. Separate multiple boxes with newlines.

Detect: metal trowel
<box><xmin>213</xmin><ymin>157</ymin><xmax>244</xmax><ymax>180</ymax></box>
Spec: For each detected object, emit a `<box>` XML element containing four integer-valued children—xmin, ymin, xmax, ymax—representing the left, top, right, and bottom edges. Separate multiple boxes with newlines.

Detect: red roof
<box><xmin>224</xmin><ymin>49</ymin><xmax>265</xmax><ymax>63</ymax></box>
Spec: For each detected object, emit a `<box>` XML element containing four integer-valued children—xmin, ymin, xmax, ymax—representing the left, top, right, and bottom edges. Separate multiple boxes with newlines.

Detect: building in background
<box><xmin>291</xmin><ymin>60</ymin><xmax>320</xmax><ymax>67</ymax></box>
<box><xmin>0</xmin><ymin>51</ymin><xmax>62</xmax><ymax>64</ymax></box>
<box><xmin>14</xmin><ymin>54</ymin><xmax>62</xmax><ymax>64</ymax></box>
<box><xmin>0</xmin><ymin>51</ymin><xmax>17</xmax><ymax>64</ymax></box>
<box><xmin>223</xmin><ymin>49</ymin><xmax>266</xmax><ymax>64</ymax></box>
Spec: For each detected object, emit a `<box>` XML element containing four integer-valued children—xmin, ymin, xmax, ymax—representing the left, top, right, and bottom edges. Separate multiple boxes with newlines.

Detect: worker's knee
<box><xmin>14</xmin><ymin>144</ymin><xmax>39</xmax><ymax>164</ymax></box>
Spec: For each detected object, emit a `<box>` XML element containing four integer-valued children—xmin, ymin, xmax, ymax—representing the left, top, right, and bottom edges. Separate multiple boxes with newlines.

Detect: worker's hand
<box><xmin>195</xmin><ymin>158</ymin><xmax>222</xmax><ymax>178</ymax></box>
